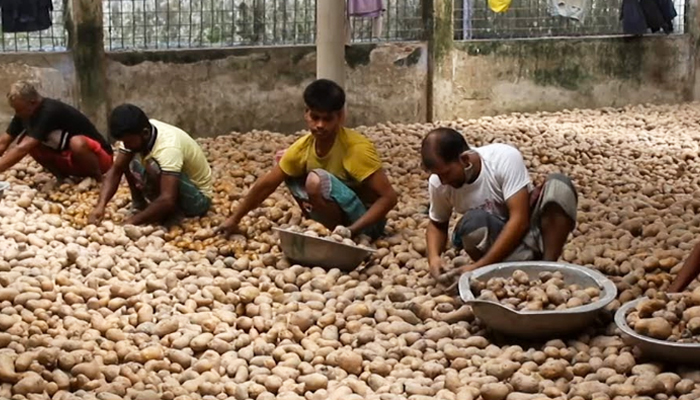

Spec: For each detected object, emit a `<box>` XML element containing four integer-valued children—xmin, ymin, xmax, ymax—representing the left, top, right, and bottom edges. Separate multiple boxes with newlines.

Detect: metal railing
<box><xmin>454</xmin><ymin>0</ymin><xmax>687</xmax><ymax>40</ymax></box>
<box><xmin>103</xmin><ymin>0</ymin><xmax>424</xmax><ymax>50</ymax></box>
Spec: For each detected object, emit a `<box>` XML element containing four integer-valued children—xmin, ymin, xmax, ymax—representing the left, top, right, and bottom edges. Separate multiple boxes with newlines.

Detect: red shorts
<box><xmin>29</xmin><ymin>136</ymin><xmax>114</xmax><ymax>178</ymax></box>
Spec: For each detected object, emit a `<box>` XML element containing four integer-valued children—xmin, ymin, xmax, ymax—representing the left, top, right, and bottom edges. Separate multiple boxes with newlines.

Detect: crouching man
<box><xmin>0</xmin><ymin>81</ymin><xmax>113</xmax><ymax>182</ymax></box>
<box><xmin>89</xmin><ymin>104</ymin><xmax>213</xmax><ymax>226</ymax></box>
<box><xmin>218</xmin><ymin>79</ymin><xmax>397</xmax><ymax>239</ymax></box>
<box><xmin>422</xmin><ymin>127</ymin><xmax>578</xmax><ymax>285</ymax></box>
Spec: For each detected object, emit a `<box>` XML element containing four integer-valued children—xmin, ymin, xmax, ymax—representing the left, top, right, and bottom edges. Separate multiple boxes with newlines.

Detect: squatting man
<box><xmin>421</xmin><ymin>127</ymin><xmax>579</xmax><ymax>286</ymax></box>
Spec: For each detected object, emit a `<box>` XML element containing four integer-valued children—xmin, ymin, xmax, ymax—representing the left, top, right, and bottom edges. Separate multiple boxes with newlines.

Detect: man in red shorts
<box><xmin>0</xmin><ymin>81</ymin><xmax>113</xmax><ymax>182</ymax></box>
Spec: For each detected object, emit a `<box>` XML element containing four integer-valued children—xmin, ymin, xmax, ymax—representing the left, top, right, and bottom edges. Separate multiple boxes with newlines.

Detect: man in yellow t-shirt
<box><xmin>219</xmin><ymin>79</ymin><xmax>397</xmax><ymax>239</ymax></box>
<box><xmin>88</xmin><ymin>104</ymin><xmax>213</xmax><ymax>226</ymax></box>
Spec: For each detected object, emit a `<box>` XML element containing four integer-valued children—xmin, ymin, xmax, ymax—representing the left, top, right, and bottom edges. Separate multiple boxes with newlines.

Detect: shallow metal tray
<box><xmin>615</xmin><ymin>296</ymin><xmax>700</xmax><ymax>365</ymax></box>
<box><xmin>273</xmin><ymin>227</ymin><xmax>375</xmax><ymax>271</ymax></box>
<box><xmin>458</xmin><ymin>261</ymin><xmax>617</xmax><ymax>339</ymax></box>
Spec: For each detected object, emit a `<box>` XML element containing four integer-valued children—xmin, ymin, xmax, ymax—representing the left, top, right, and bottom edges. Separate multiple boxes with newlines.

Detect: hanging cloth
<box><xmin>0</xmin><ymin>0</ymin><xmax>52</xmax><ymax>33</ymax></box>
<box><xmin>620</xmin><ymin>0</ymin><xmax>649</xmax><ymax>35</ymax></box>
<box><xmin>488</xmin><ymin>0</ymin><xmax>512</xmax><ymax>13</ymax></box>
<box><xmin>347</xmin><ymin>0</ymin><xmax>384</xmax><ymax>42</ymax></box>
<box><xmin>548</xmin><ymin>0</ymin><xmax>590</xmax><ymax>22</ymax></box>
<box><xmin>639</xmin><ymin>0</ymin><xmax>669</xmax><ymax>33</ymax></box>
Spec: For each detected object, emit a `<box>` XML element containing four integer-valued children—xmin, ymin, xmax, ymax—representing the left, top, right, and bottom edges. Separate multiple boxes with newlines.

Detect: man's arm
<box><xmin>669</xmin><ymin>242</ymin><xmax>700</xmax><ymax>292</ymax></box>
<box><xmin>0</xmin><ymin>133</ymin><xmax>15</xmax><ymax>158</ymax></box>
<box><xmin>90</xmin><ymin>151</ymin><xmax>133</xmax><ymax>218</ymax></box>
<box><xmin>219</xmin><ymin>165</ymin><xmax>287</xmax><ymax>234</ymax></box>
<box><xmin>464</xmin><ymin>187</ymin><xmax>531</xmax><ymax>271</ymax></box>
<box><xmin>127</xmin><ymin>173</ymin><xmax>179</xmax><ymax>225</ymax></box>
<box><xmin>347</xmin><ymin>169</ymin><xmax>397</xmax><ymax>235</ymax></box>
<box><xmin>0</xmin><ymin>135</ymin><xmax>39</xmax><ymax>174</ymax></box>
<box><xmin>427</xmin><ymin>219</ymin><xmax>449</xmax><ymax>277</ymax></box>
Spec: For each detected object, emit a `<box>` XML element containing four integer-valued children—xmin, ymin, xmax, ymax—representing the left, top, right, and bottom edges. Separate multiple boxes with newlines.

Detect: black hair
<box><xmin>421</xmin><ymin>127</ymin><xmax>470</xmax><ymax>169</ymax></box>
<box><xmin>303</xmin><ymin>79</ymin><xmax>345</xmax><ymax>113</ymax></box>
<box><xmin>109</xmin><ymin>104</ymin><xmax>150</xmax><ymax>140</ymax></box>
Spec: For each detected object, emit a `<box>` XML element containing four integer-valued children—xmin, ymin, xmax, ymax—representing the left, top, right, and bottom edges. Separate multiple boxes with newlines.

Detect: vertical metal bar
<box><xmin>293</xmin><ymin>0</ymin><xmax>298</xmax><ymax>43</ymax></box>
<box><xmin>282</xmin><ymin>0</ymin><xmax>287</xmax><ymax>43</ymax></box>
<box><xmin>144</xmin><ymin>0</ymin><xmax>148</xmax><ymax>48</ymax></box>
<box><xmin>189</xmin><ymin>0</ymin><xmax>194</xmax><ymax>46</ymax></box>
<box><xmin>199</xmin><ymin>0</ymin><xmax>204</xmax><ymax>46</ymax></box>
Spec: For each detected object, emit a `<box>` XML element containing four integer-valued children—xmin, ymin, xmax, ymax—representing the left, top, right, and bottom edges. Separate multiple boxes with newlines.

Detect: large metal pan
<box><xmin>615</xmin><ymin>296</ymin><xmax>700</xmax><ymax>365</ymax></box>
<box><xmin>458</xmin><ymin>261</ymin><xmax>617</xmax><ymax>339</ymax></box>
<box><xmin>273</xmin><ymin>227</ymin><xmax>375</xmax><ymax>271</ymax></box>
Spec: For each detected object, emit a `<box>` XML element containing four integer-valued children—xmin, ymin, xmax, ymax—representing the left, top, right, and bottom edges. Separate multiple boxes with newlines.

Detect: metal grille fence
<box><xmin>103</xmin><ymin>0</ymin><xmax>424</xmax><ymax>50</ymax></box>
<box><xmin>0</xmin><ymin>0</ymin><xmax>67</xmax><ymax>52</ymax></box>
<box><xmin>454</xmin><ymin>0</ymin><xmax>687</xmax><ymax>40</ymax></box>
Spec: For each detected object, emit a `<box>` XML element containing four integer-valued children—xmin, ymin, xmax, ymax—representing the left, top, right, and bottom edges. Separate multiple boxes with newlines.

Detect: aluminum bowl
<box><xmin>615</xmin><ymin>296</ymin><xmax>700</xmax><ymax>365</ymax></box>
<box><xmin>273</xmin><ymin>227</ymin><xmax>375</xmax><ymax>271</ymax></box>
<box><xmin>458</xmin><ymin>261</ymin><xmax>617</xmax><ymax>339</ymax></box>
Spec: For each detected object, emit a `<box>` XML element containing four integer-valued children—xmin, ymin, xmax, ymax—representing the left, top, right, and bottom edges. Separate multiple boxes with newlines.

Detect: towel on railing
<box><xmin>548</xmin><ymin>0</ymin><xmax>590</xmax><ymax>22</ymax></box>
<box><xmin>348</xmin><ymin>0</ymin><xmax>383</xmax><ymax>18</ymax></box>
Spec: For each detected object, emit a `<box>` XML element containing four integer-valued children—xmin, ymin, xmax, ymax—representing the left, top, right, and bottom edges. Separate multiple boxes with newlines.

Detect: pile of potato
<box><xmin>0</xmin><ymin>102</ymin><xmax>699</xmax><ymax>399</ymax></box>
<box><xmin>471</xmin><ymin>270</ymin><xmax>602</xmax><ymax>311</ymax></box>
<box><xmin>282</xmin><ymin>222</ymin><xmax>374</xmax><ymax>249</ymax></box>
<box><xmin>627</xmin><ymin>288</ymin><xmax>700</xmax><ymax>343</ymax></box>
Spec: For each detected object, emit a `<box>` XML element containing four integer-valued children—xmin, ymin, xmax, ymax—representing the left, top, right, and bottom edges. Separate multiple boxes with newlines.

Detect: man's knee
<box><xmin>144</xmin><ymin>159</ymin><xmax>162</xmax><ymax>180</ymax></box>
<box><xmin>68</xmin><ymin>136</ymin><xmax>91</xmax><ymax>154</ymax></box>
<box><xmin>459</xmin><ymin>209</ymin><xmax>497</xmax><ymax>232</ymax></box>
<box><xmin>305</xmin><ymin>169</ymin><xmax>331</xmax><ymax>201</ymax></box>
<box><xmin>454</xmin><ymin>209</ymin><xmax>503</xmax><ymax>253</ymax></box>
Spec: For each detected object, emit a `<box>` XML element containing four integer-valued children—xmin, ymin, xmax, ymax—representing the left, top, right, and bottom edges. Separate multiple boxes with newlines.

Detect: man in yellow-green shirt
<box><xmin>88</xmin><ymin>104</ymin><xmax>213</xmax><ymax>226</ymax></box>
<box><xmin>218</xmin><ymin>79</ymin><xmax>397</xmax><ymax>239</ymax></box>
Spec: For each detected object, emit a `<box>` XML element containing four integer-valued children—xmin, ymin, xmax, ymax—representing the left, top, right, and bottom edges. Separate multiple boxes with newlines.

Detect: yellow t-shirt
<box><xmin>119</xmin><ymin>119</ymin><xmax>213</xmax><ymax>197</ymax></box>
<box><xmin>278</xmin><ymin>127</ymin><xmax>382</xmax><ymax>188</ymax></box>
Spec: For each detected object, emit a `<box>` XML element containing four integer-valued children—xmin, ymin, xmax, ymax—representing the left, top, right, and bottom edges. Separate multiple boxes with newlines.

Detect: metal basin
<box><xmin>615</xmin><ymin>296</ymin><xmax>700</xmax><ymax>365</ymax></box>
<box><xmin>273</xmin><ymin>227</ymin><xmax>375</xmax><ymax>271</ymax></box>
<box><xmin>458</xmin><ymin>261</ymin><xmax>617</xmax><ymax>339</ymax></box>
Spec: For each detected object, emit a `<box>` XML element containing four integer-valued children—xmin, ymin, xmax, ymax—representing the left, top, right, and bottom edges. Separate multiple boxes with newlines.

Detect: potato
<box><xmin>474</xmin><ymin>270</ymin><xmax>601</xmax><ymax>311</ymax></box>
<box><xmin>633</xmin><ymin>317</ymin><xmax>673</xmax><ymax>340</ymax></box>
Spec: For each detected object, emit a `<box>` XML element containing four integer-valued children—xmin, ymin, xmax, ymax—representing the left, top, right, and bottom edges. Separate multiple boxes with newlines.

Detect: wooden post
<box><xmin>316</xmin><ymin>0</ymin><xmax>346</xmax><ymax>88</ymax></box>
<box><xmin>68</xmin><ymin>0</ymin><xmax>109</xmax><ymax>136</ymax></box>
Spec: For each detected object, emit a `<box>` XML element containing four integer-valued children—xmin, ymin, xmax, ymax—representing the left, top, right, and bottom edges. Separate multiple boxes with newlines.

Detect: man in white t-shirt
<box><xmin>422</xmin><ymin>127</ymin><xmax>578</xmax><ymax>285</ymax></box>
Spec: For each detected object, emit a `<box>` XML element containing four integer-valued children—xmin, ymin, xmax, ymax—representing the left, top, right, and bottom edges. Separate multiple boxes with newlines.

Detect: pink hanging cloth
<box><xmin>348</xmin><ymin>0</ymin><xmax>384</xmax><ymax>18</ymax></box>
<box><xmin>346</xmin><ymin>0</ymin><xmax>384</xmax><ymax>42</ymax></box>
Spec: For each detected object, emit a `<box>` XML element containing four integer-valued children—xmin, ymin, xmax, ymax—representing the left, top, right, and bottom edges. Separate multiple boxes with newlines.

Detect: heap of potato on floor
<box><xmin>0</xmin><ymin>103</ymin><xmax>700</xmax><ymax>399</ymax></box>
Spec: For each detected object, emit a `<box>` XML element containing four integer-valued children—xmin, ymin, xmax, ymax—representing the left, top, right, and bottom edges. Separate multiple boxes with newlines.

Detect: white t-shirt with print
<box><xmin>428</xmin><ymin>143</ymin><xmax>532</xmax><ymax>223</ymax></box>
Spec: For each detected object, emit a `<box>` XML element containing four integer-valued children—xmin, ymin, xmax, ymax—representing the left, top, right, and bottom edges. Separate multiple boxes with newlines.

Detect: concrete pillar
<box><xmin>316</xmin><ymin>0</ymin><xmax>346</xmax><ymax>88</ymax></box>
<box><xmin>689</xmin><ymin>0</ymin><xmax>700</xmax><ymax>100</ymax></box>
<box><xmin>424</xmin><ymin>0</ymin><xmax>454</xmax><ymax>122</ymax></box>
<box><xmin>68</xmin><ymin>0</ymin><xmax>109</xmax><ymax>136</ymax></box>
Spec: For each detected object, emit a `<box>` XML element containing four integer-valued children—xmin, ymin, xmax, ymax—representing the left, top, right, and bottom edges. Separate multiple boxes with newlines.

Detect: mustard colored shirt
<box><xmin>119</xmin><ymin>119</ymin><xmax>213</xmax><ymax>197</ymax></box>
<box><xmin>278</xmin><ymin>127</ymin><xmax>383</xmax><ymax>188</ymax></box>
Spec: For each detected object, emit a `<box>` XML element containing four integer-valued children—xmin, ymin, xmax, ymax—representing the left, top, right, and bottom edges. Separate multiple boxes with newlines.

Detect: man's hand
<box><xmin>88</xmin><ymin>207</ymin><xmax>105</xmax><ymax>225</ymax></box>
<box><xmin>438</xmin><ymin>263</ymin><xmax>481</xmax><ymax>288</ymax></box>
<box><xmin>333</xmin><ymin>225</ymin><xmax>352</xmax><ymax>239</ymax></box>
<box><xmin>217</xmin><ymin>217</ymin><xmax>242</xmax><ymax>237</ymax></box>
<box><xmin>429</xmin><ymin>256</ymin><xmax>443</xmax><ymax>280</ymax></box>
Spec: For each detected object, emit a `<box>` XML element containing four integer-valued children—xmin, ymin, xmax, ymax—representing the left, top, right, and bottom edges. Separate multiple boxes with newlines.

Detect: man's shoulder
<box><xmin>477</xmin><ymin>142</ymin><xmax>523</xmax><ymax>161</ymax></box>
<box><xmin>36</xmin><ymin>98</ymin><xmax>74</xmax><ymax>118</ymax></box>
<box><xmin>341</xmin><ymin>127</ymin><xmax>374</xmax><ymax>145</ymax></box>
<box><xmin>428</xmin><ymin>174</ymin><xmax>447</xmax><ymax>189</ymax></box>
<box><xmin>150</xmin><ymin>119</ymin><xmax>186</xmax><ymax>136</ymax></box>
